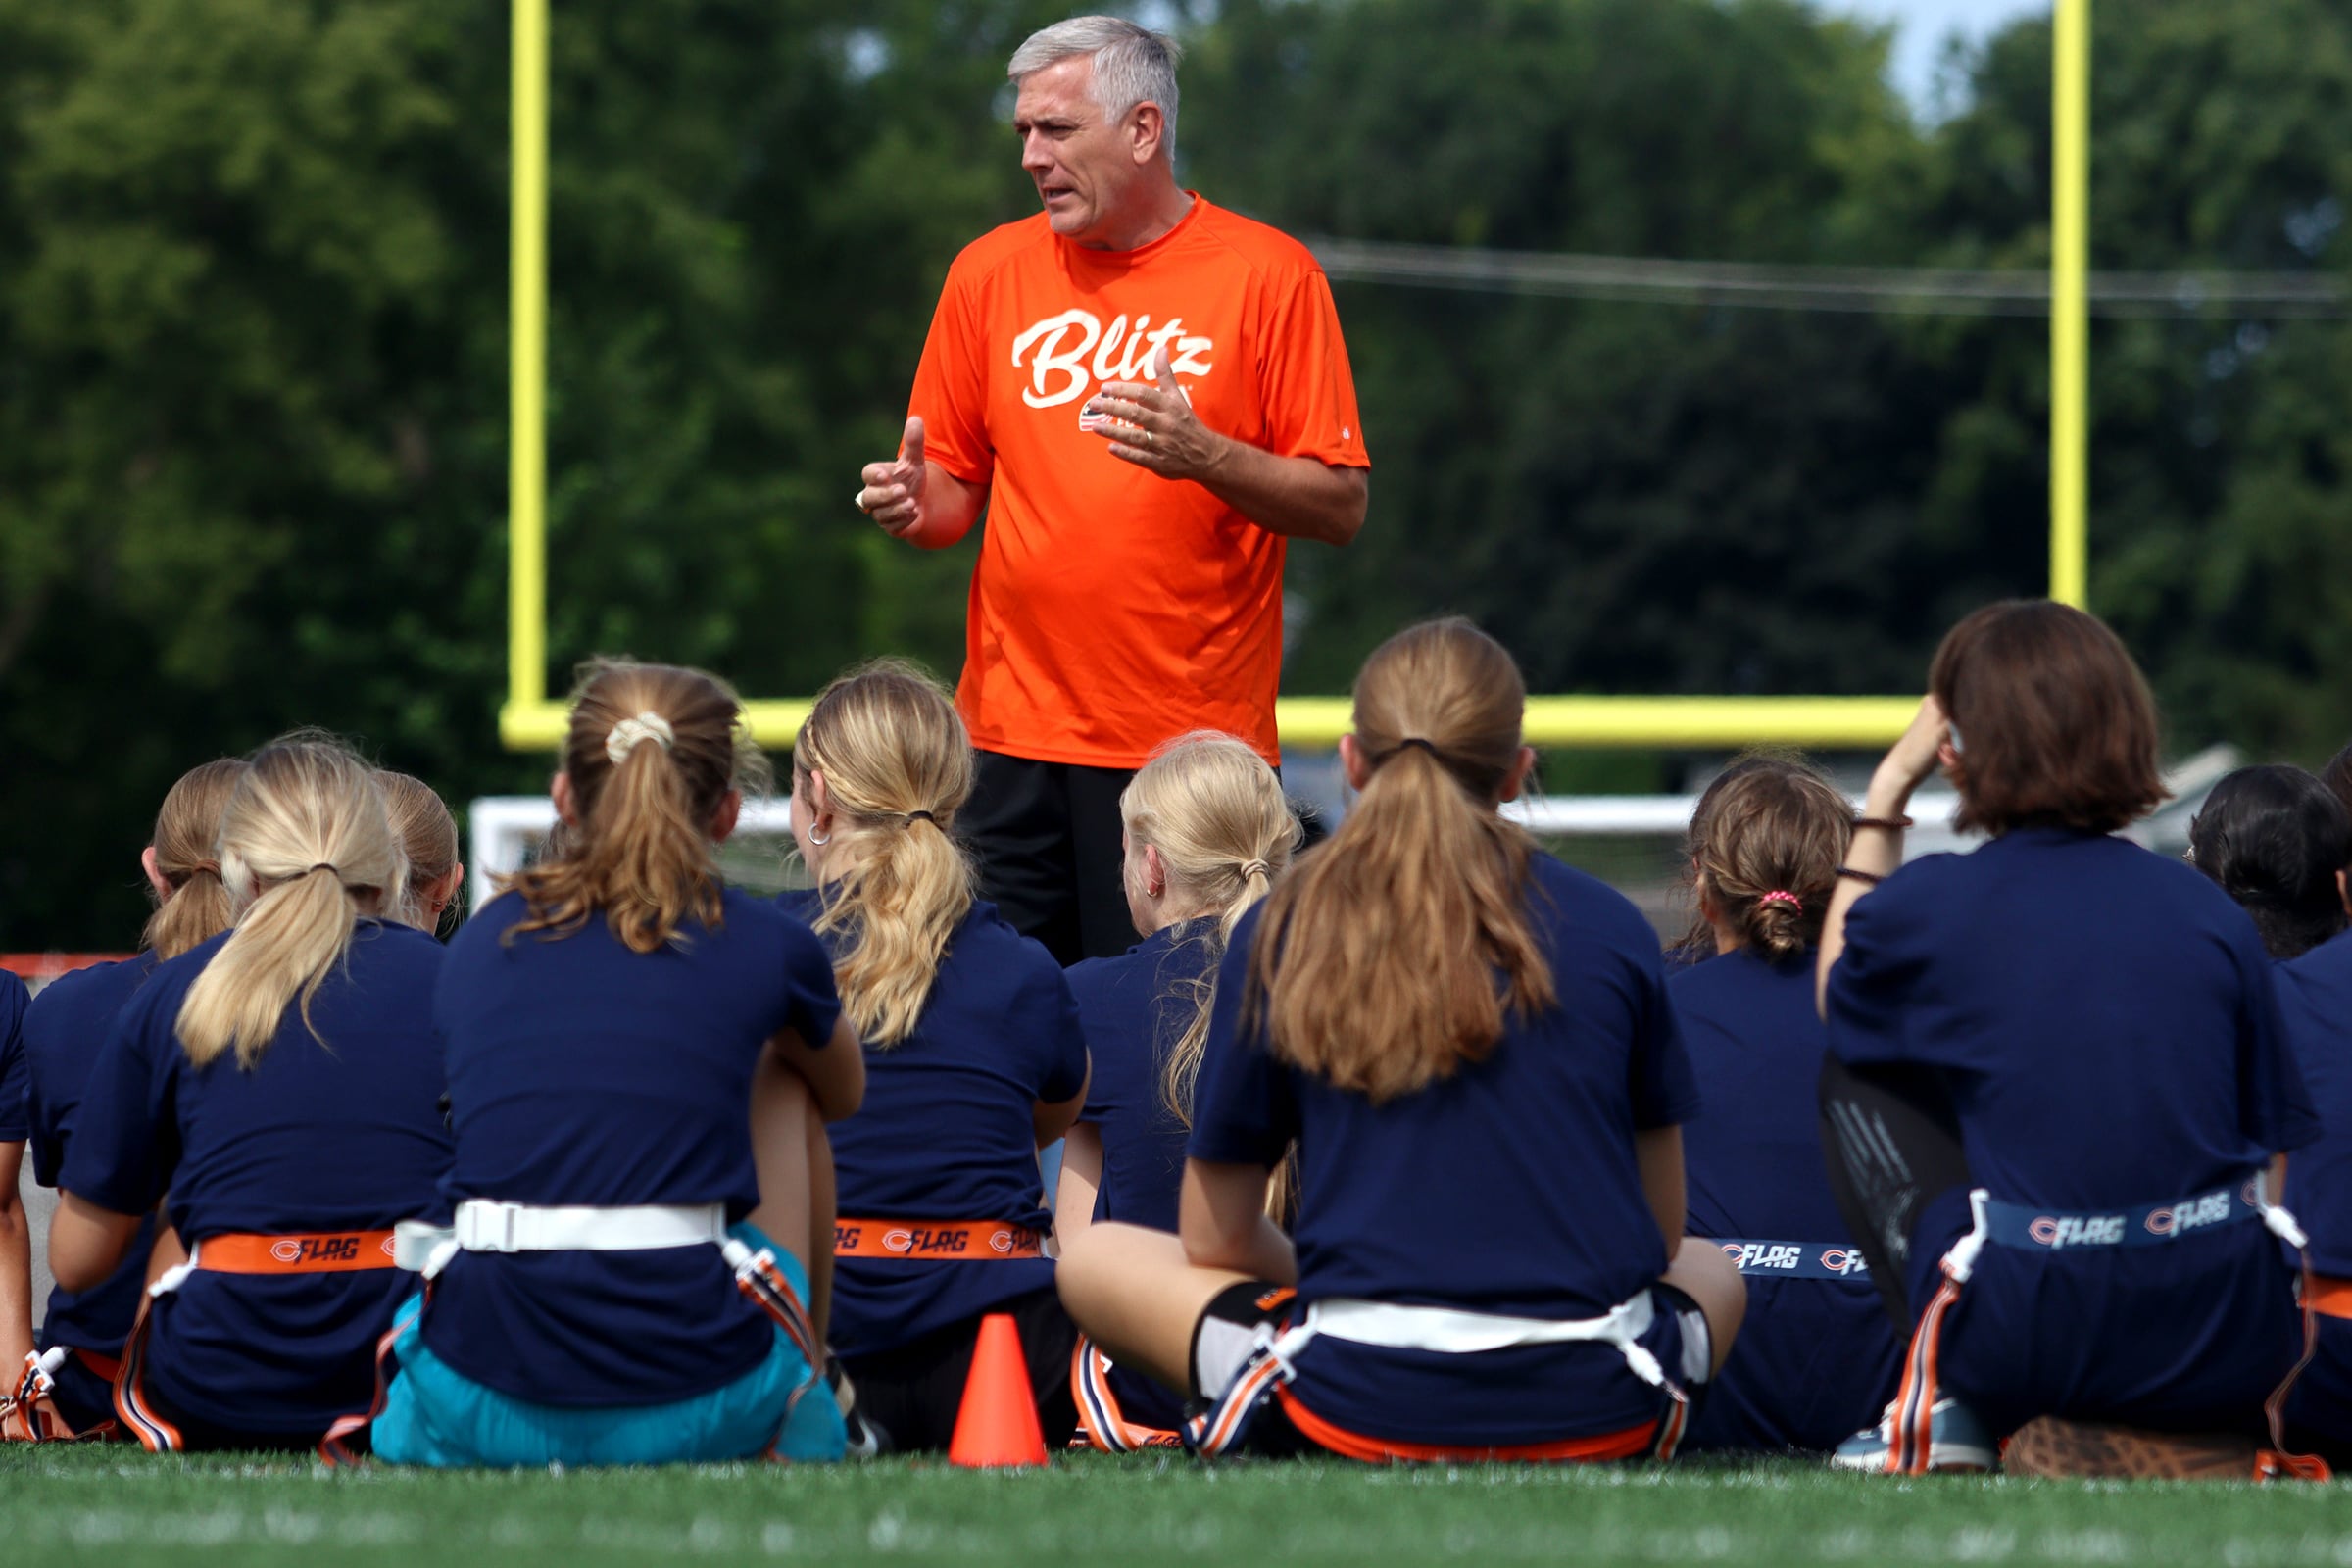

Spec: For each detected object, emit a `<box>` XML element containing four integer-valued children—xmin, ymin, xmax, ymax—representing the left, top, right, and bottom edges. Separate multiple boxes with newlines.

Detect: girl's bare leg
<box><xmin>1056</xmin><ymin>1222</ymin><xmax>1253</xmax><ymax>1394</ymax></box>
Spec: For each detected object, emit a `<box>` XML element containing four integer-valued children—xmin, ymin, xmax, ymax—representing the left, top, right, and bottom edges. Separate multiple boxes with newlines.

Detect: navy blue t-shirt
<box><xmin>1827</xmin><ymin>829</ymin><xmax>2317</xmax><ymax>1210</ymax></box>
<box><xmin>1673</xmin><ymin>946</ymin><xmax>1898</xmax><ymax>1452</ymax></box>
<box><xmin>2277</xmin><ymin>931</ymin><xmax>2352</xmax><ymax>1443</ymax></box>
<box><xmin>1191</xmin><ymin>854</ymin><xmax>1700</xmax><ymax>1446</ymax></box>
<box><xmin>425</xmin><ymin>888</ymin><xmax>842</xmax><ymax>1407</ymax></box>
<box><xmin>2277</xmin><ymin>933</ymin><xmax>2352</xmax><ymax>1278</ymax></box>
<box><xmin>0</xmin><ymin>972</ymin><xmax>26</xmax><ymax>1144</ymax></box>
<box><xmin>63</xmin><ymin>922</ymin><xmax>452</xmax><ymax>1437</ymax></box>
<box><xmin>22</xmin><ymin>956</ymin><xmax>161</xmax><ymax>1356</ymax></box>
<box><xmin>1067</xmin><ymin>919</ymin><xmax>1216</xmax><ymax>1235</ymax></box>
<box><xmin>784</xmin><ymin>892</ymin><xmax>1089</xmax><ymax>1362</ymax></box>
<box><xmin>1826</xmin><ymin>828</ymin><xmax>2319</xmax><ymax>1433</ymax></box>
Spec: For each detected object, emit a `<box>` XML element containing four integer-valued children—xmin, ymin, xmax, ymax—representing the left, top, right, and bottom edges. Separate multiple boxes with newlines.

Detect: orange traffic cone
<box><xmin>948</xmin><ymin>1313</ymin><xmax>1048</xmax><ymax>1468</ymax></box>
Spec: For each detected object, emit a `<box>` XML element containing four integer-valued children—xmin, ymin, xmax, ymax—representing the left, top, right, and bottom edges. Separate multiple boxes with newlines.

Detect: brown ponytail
<box><xmin>794</xmin><ymin>661</ymin><xmax>975</xmax><ymax>1047</ymax></box>
<box><xmin>141</xmin><ymin>759</ymin><xmax>249</xmax><ymax>959</ymax></box>
<box><xmin>1688</xmin><ymin>757</ymin><xmax>1852</xmax><ymax>962</ymax></box>
<box><xmin>1245</xmin><ymin>618</ymin><xmax>1552</xmax><ymax>1103</ymax></box>
<box><xmin>507</xmin><ymin>660</ymin><xmax>765</xmax><ymax>953</ymax></box>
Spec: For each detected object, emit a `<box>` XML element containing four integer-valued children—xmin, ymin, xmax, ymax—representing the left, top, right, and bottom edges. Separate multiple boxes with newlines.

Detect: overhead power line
<box><xmin>1305</xmin><ymin>238</ymin><xmax>2348</xmax><ymax>318</ymax></box>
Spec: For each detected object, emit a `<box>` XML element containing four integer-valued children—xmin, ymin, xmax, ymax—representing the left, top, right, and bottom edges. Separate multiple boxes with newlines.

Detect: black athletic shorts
<box><xmin>838</xmin><ymin>1285</ymin><xmax>1077</xmax><ymax>1453</ymax></box>
<box><xmin>963</xmin><ymin>751</ymin><xmax>1324</xmax><ymax>967</ymax></box>
<box><xmin>961</xmin><ymin>752</ymin><xmax>1137</xmax><ymax>966</ymax></box>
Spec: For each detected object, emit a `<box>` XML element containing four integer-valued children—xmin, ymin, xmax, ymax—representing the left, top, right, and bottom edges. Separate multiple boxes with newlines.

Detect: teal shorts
<box><xmin>372</xmin><ymin>1224</ymin><xmax>845</xmax><ymax>1467</ymax></box>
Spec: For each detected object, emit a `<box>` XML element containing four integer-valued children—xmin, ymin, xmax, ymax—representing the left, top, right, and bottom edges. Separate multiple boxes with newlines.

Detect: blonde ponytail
<box><xmin>795</xmin><ymin>661</ymin><xmax>975</xmax><ymax>1048</ymax></box>
<box><xmin>175</xmin><ymin>740</ymin><xmax>406</xmax><ymax>1070</ymax></box>
<box><xmin>1117</xmin><ymin>732</ymin><xmax>1300</xmax><ymax>1127</ymax></box>
<box><xmin>141</xmin><ymin>759</ymin><xmax>249</xmax><ymax>959</ymax></box>
<box><xmin>1246</xmin><ymin>619</ymin><xmax>1553</xmax><ymax>1103</ymax></box>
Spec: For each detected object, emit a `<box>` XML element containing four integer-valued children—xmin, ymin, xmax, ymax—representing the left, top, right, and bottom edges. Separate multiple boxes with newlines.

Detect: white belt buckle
<box><xmin>460</xmin><ymin>1200</ymin><xmax>525</xmax><ymax>1253</ymax></box>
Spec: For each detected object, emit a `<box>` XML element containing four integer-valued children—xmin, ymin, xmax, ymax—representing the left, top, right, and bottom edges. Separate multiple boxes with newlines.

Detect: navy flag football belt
<box><xmin>1981</xmin><ymin>1175</ymin><xmax>2263</xmax><ymax>1252</ymax></box>
<box><xmin>1713</xmin><ymin>1240</ymin><xmax>1872</xmax><ymax>1280</ymax></box>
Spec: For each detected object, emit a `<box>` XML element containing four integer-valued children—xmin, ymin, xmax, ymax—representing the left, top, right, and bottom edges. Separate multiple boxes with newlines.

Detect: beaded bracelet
<box><xmin>1835</xmin><ymin>865</ymin><xmax>1886</xmax><ymax>886</ymax></box>
<box><xmin>1852</xmin><ymin>815</ymin><xmax>1914</xmax><ymax>832</ymax></box>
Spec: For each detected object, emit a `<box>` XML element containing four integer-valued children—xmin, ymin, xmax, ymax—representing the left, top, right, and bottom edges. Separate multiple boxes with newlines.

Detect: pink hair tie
<box><xmin>1757</xmin><ymin>890</ymin><xmax>1803</xmax><ymax>913</ymax></box>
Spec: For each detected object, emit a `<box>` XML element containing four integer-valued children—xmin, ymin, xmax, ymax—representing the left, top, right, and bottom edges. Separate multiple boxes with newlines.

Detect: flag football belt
<box><xmin>193</xmin><ymin>1230</ymin><xmax>402</xmax><ymax>1273</ymax></box>
<box><xmin>399</xmin><ymin>1200</ymin><xmax>730</xmax><ymax>1270</ymax></box>
<box><xmin>309</xmin><ymin>1200</ymin><xmax>821</xmax><ymax>1466</ymax></box>
<box><xmin>1071</xmin><ymin>1336</ymin><xmax>1183</xmax><ymax>1452</ymax></box>
<box><xmin>2</xmin><ymin>1347</ymin><xmax>110</xmax><ymax>1444</ymax></box>
<box><xmin>833</xmin><ymin>1218</ymin><xmax>1046</xmax><ymax>1260</ymax></box>
<box><xmin>1714</xmin><ymin>1240</ymin><xmax>1871</xmax><ymax>1280</ymax></box>
<box><xmin>113</xmin><ymin>1229</ymin><xmax>405</xmax><ymax>1454</ymax></box>
<box><xmin>1187</xmin><ymin>1293</ymin><xmax>1687</xmax><ymax>1461</ymax></box>
<box><xmin>1980</xmin><ymin>1174</ymin><xmax>2279</xmax><ymax>1253</ymax></box>
<box><xmin>1873</xmin><ymin>1178</ymin><xmax>2327</xmax><ymax>1482</ymax></box>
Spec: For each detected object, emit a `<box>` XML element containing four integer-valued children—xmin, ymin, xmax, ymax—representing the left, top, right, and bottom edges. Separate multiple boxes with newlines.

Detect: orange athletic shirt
<box><xmin>907</xmin><ymin>196</ymin><xmax>1368</xmax><ymax>769</ymax></box>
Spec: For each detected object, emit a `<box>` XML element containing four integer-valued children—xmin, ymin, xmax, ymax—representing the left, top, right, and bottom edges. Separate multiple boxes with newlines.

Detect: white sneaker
<box><xmin>1831</xmin><ymin>1395</ymin><xmax>1998</xmax><ymax>1472</ymax></box>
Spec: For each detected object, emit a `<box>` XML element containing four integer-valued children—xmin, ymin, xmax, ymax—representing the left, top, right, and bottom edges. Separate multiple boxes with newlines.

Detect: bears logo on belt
<box><xmin>267</xmin><ymin>1235</ymin><xmax>367</xmax><ymax>1266</ymax></box>
<box><xmin>2027</xmin><ymin>1215</ymin><xmax>2126</xmax><ymax>1249</ymax></box>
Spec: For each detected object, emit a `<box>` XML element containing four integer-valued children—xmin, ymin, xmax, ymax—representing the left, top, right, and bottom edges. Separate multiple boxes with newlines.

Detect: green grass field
<box><xmin>9</xmin><ymin>1448</ymin><xmax>2352</xmax><ymax>1567</ymax></box>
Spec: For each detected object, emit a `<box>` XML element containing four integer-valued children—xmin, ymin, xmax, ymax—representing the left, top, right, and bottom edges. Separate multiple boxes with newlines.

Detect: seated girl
<box><xmin>50</xmin><ymin>740</ymin><xmax>450</xmax><ymax>1452</ymax></box>
<box><xmin>1056</xmin><ymin>731</ymin><xmax>1299</xmax><ymax>1449</ymax></box>
<box><xmin>784</xmin><ymin>661</ymin><xmax>1090</xmax><ymax>1452</ymax></box>
<box><xmin>374</xmin><ymin>661</ymin><xmax>859</xmax><ymax>1468</ymax></box>
<box><xmin>1671</xmin><ymin>758</ymin><xmax>1900</xmax><ymax>1453</ymax></box>
<box><xmin>1817</xmin><ymin>602</ymin><xmax>2319</xmax><ymax>1475</ymax></box>
<box><xmin>10</xmin><ymin>760</ymin><xmax>245</xmax><ymax>1441</ymax></box>
<box><xmin>1058</xmin><ymin>617</ymin><xmax>1745</xmax><ymax>1463</ymax></box>
<box><xmin>2188</xmin><ymin>764</ymin><xmax>2352</xmax><ymax>1461</ymax></box>
<box><xmin>2189</xmin><ymin>765</ymin><xmax>2350</xmax><ymax>961</ymax></box>
<box><xmin>378</xmin><ymin>770</ymin><xmax>466</xmax><ymax>935</ymax></box>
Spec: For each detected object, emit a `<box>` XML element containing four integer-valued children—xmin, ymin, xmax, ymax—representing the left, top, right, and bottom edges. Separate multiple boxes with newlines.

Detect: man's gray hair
<box><xmin>1007</xmin><ymin>16</ymin><xmax>1183</xmax><ymax>153</ymax></box>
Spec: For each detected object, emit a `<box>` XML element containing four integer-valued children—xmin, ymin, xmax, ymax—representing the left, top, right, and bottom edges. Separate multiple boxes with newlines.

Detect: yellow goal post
<box><xmin>496</xmin><ymin>0</ymin><xmax>2090</xmax><ymax>754</ymax></box>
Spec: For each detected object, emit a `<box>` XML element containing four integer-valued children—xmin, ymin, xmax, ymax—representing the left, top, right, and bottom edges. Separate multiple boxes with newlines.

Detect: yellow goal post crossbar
<box><xmin>498</xmin><ymin>0</ymin><xmax>2089</xmax><ymax>753</ymax></box>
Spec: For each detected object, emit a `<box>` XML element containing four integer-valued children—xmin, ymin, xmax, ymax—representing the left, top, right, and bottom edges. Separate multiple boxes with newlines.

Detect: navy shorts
<box><xmin>1189</xmin><ymin>1283</ymin><xmax>1710</xmax><ymax>1461</ymax></box>
<box><xmin>1919</xmin><ymin>1218</ymin><xmax>2302</xmax><ymax>1438</ymax></box>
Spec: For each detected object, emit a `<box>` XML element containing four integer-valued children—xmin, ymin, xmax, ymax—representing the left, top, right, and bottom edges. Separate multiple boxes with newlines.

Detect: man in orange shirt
<box><xmin>855</xmin><ymin>16</ymin><xmax>1369</xmax><ymax>964</ymax></box>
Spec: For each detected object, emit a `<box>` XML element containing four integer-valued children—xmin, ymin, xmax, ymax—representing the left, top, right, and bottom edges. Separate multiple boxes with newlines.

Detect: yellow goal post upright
<box><xmin>496</xmin><ymin>0</ymin><xmax>2090</xmax><ymax>755</ymax></box>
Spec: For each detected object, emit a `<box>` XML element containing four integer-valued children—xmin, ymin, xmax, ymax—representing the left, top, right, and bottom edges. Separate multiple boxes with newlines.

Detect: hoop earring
<box><xmin>808</xmin><ymin>827</ymin><xmax>831</xmax><ymax>847</ymax></box>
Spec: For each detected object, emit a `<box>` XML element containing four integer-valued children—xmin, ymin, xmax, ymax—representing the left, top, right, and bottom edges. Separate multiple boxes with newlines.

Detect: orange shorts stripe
<box><xmin>1273</xmin><ymin>1387</ymin><xmax>1658</xmax><ymax>1464</ymax></box>
<box><xmin>2309</xmin><ymin>1275</ymin><xmax>2352</xmax><ymax>1321</ymax></box>
<box><xmin>833</xmin><ymin>1218</ymin><xmax>1045</xmax><ymax>1260</ymax></box>
<box><xmin>197</xmin><ymin>1231</ymin><xmax>400</xmax><ymax>1274</ymax></box>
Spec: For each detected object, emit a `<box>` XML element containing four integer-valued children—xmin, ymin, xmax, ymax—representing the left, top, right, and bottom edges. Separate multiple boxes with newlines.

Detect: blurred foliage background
<box><xmin>4</xmin><ymin>0</ymin><xmax>2350</xmax><ymax>944</ymax></box>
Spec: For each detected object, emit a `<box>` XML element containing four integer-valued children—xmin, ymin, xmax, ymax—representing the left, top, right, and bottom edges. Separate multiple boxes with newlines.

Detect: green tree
<box><xmin>0</xmin><ymin>0</ymin><xmax>1059</xmax><ymax>945</ymax></box>
<box><xmin>1917</xmin><ymin>0</ymin><xmax>2352</xmax><ymax>760</ymax></box>
<box><xmin>1182</xmin><ymin>0</ymin><xmax>1989</xmax><ymax>702</ymax></box>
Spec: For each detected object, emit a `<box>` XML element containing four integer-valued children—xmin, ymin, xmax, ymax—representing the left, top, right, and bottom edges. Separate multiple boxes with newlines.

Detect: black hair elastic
<box><xmin>1389</xmin><ymin>737</ymin><xmax>1442</xmax><ymax>761</ymax></box>
<box><xmin>903</xmin><ymin>810</ymin><xmax>937</xmax><ymax>826</ymax></box>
